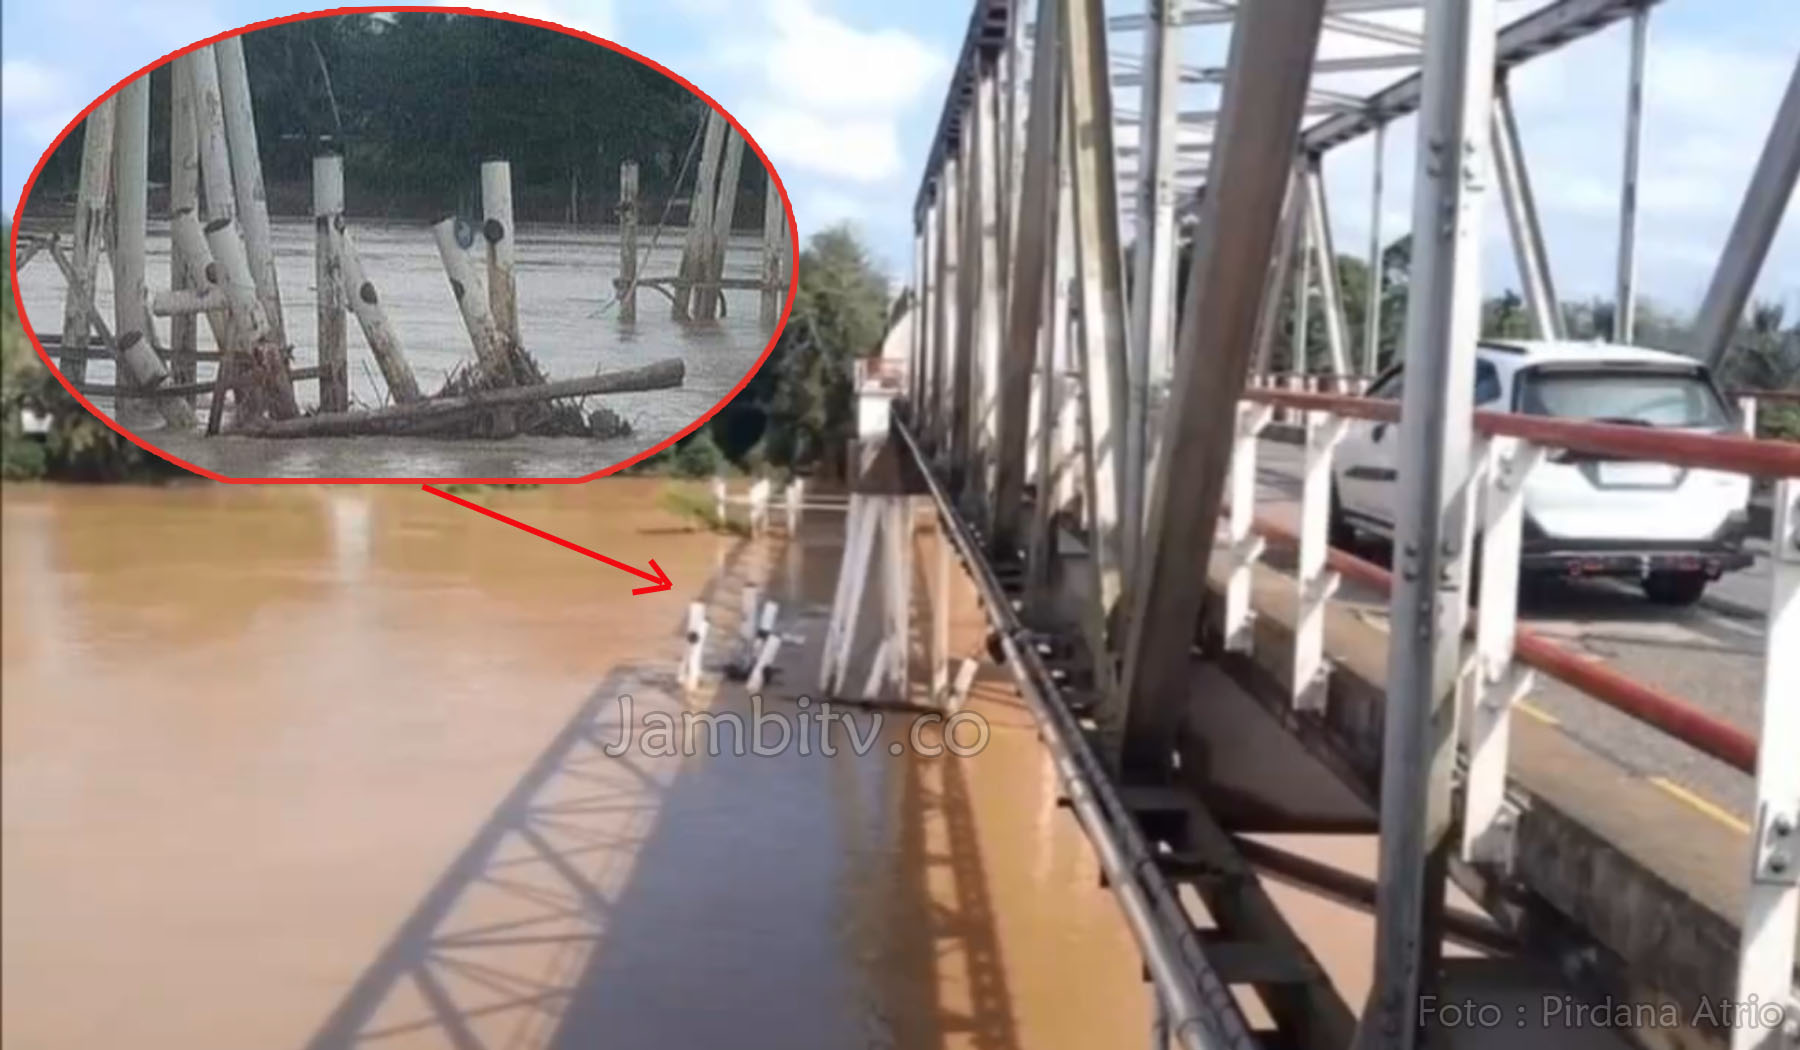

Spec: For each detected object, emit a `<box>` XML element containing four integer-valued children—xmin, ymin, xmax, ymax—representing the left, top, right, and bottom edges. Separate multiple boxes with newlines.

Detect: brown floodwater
<box><xmin>1</xmin><ymin>481</ymin><xmax>1152</xmax><ymax>1049</ymax></box>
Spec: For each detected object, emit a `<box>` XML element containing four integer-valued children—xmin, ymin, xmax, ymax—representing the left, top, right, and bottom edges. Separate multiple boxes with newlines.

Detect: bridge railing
<box><xmin>1232</xmin><ymin>381</ymin><xmax>1799</xmax><ymax>1026</ymax></box>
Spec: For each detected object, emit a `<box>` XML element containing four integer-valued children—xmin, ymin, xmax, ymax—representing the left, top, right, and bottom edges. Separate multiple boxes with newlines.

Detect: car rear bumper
<box><xmin>1520</xmin><ymin>548</ymin><xmax>1754</xmax><ymax>579</ymax></box>
<box><xmin>1519</xmin><ymin>510</ymin><xmax>1753</xmax><ymax>578</ymax></box>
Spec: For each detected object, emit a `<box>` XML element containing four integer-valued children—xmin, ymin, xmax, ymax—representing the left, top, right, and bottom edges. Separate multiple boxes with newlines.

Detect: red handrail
<box><xmin>1243</xmin><ymin>386</ymin><xmax>1800</xmax><ymax>477</ymax></box>
<box><xmin>1251</xmin><ymin>515</ymin><xmax>1759</xmax><ymax>775</ymax></box>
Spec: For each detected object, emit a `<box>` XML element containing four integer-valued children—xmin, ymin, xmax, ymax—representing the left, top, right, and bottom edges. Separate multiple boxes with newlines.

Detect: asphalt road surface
<box><xmin>1253</xmin><ymin>438</ymin><xmax>1765</xmax><ymax>821</ymax></box>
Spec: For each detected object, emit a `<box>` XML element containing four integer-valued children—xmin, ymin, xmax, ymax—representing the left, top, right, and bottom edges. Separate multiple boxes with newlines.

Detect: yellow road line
<box><xmin>1648</xmin><ymin>777</ymin><xmax>1750</xmax><ymax>834</ymax></box>
<box><xmin>1515</xmin><ymin>700</ymin><xmax>1559</xmax><ymax>726</ymax></box>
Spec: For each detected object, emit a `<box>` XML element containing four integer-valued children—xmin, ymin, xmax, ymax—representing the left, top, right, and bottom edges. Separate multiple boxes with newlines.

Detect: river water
<box><xmin>12</xmin><ymin>218</ymin><xmax>778</xmax><ymax>479</ymax></box>
<box><xmin>1</xmin><ymin>482</ymin><xmax>1152</xmax><ymax>1049</ymax></box>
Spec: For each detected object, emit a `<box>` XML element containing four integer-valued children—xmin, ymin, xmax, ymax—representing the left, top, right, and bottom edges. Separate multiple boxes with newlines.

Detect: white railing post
<box><xmin>947</xmin><ymin>657</ymin><xmax>980</xmax><ymax>714</ymax></box>
<box><xmin>1225</xmin><ymin>401</ymin><xmax>1272</xmax><ymax>652</ymax></box>
<box><xmin>1293</xmin><ymin>409</ymin><xmax>1348</xmax><ymax>710</ymax></box>
<box><xmin>739</xmin><ymin>585</ymin><xmax>761</xmax><ymax>651</ymax></box>
<box><xmin>785</xmin><ymin>479</ymin><xmax>803</xmax><ymax>534</ymax></box>
<box><xmin>746</xmin><ymin>600</ymin><xmax>782</xmax><ymax>693</ymax></box>
<box><xmin>746</xmin><ymin>635</ymin><xmax>782</xmax><ymax>693</ymax></box>
<box><xmin>1734</xmin><ymin>478</ymin><xmax>1799</xmax><ymax>1050</ymax></box>
<box><xmin>680</xmin><ymin>601</ymin><xmax>709</xmax><ymax>691</ymax></box>
<box><xmin>749</xmin><ymin>478</ymin><xmax>771</xmax><ymax>536</ymax></box>
<box><xmin>713</xmin><ymin>477</ymin><xmax>728</xmax><ymax>527</ymax></box>
<box><xmin>1461</xmin><ymin>435</ymin><xmax>1541</xmax><ymax>865</ymax></box>
<box><xmin>1739</xmin><ymin>395</ymin><xmax>1760</xmax><ymax>439</ymax></box>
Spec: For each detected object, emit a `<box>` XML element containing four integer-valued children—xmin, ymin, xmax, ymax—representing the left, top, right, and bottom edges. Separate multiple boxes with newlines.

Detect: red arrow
<box><xmin>421</xmin><ymin>484</ymin><xmax>674</xmax><ymax>595</ymax></box>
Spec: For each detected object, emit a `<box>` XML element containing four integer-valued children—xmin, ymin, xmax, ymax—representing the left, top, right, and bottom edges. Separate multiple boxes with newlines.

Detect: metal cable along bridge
<box><xmin>832</xmin><ymin>0</ymin><xmax>1799</xmax><ymax>1047</ymax></box>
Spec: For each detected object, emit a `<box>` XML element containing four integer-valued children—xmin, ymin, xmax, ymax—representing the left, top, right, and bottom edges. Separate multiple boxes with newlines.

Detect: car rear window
<box><xmin>1515</xmin><ymin>368</ymin><xmax>1729</xmax><ymax>428</ymax></box>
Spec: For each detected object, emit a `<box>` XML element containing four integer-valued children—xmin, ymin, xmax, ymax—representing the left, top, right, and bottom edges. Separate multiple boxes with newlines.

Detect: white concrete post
<box><xmin>314</xmin><ymin>155</ymin><xmax>348</xmax><ymax>412</ymax></box>
<box><xmin>739</xmin><ymin>585</ymin><xmax>761</xmax><ymax>647</ymax></box>
<box><xmin>108</xmin><ymin>83</ymin><xmax>196</xmax><ymax>430</ymax></box>
<box><xmin>59</xmin><ymin>98</ymin><xmax>115</xmax><ymax>385</ymax></box>
<box><xmin>784</xmin><ymin>479</ymin><xmax>803</xmax><ymax>534</ymax></box>
<box><xmin>859</xmin><ymin>639</ymin><xmax>892</xmax><ymax>701</ymax></box>
<box><xmin>700</xmin><ymin>130</ymin><xmax>744</xmax><ymax>321</ymax></box>
<box><xmin>1225</xmin><ymin>402</ymin><xmax>1271</xmax><ymax>653</ymax></box>
<box><xmin>712</xmin><ymin>477</ymin><xmax>728</xmax><ymax>526</ymax></box>
<box><xmin>946</xmin><ymin>658</ymin><xmax>979</xmax><ymax>714</ymax></box>
<box><xmin>1293</xmin><ymin>410</ymin><xmax>1348</xmax><ymax>710</ymax></box>
<box><xmin>185</xmin><ymin>49</ymin><xmax>235</xmax><ymax>224</ymax></box>
<box><xmin>215</xmin><ymin>35</ymin><xmax>284</xmax><ymax>344</ymax></box>
<box><xmin>760</xmin><ymin>175</ymin><xmax>786</xmax><ymax>327</ymax></box>
<box><xmin>619</xmin><ymin>161</ymin><xmax>639</xmax><ymax>324</ymax></box>
<box><xmin>680</xmin><ymin>601</ymin><xmax>709</xmax><ymax>691</ymax></box>
<box><xmin>481</xmin><ymin>160</ymin><xmax>520</xmax><ymax>354</ymax></box>
<box><xmin>674</xmin><ymin>111</ymin><xmax>726</xmax><ymax>321</ymax></box>
<box><xmin>169</xmin><ymin>59</ymin><xmax>201</xmax><ymax>397</ymax></box>
<box><xmin>748</xmin><ymin>478</ymin><xmax>771</xmax><ymax>536</ymax></box>
<box><xmin>1461</xmin><ymin>436</ymin><xmax>1541</xmax><ymax>865</ymax></box>
<box><xmin>746</xmin><ymin>634</ymin><xmax>782</xmax><ymax>693</ymax></box>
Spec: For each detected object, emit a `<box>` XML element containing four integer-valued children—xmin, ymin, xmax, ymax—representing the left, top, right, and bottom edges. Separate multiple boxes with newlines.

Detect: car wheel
<box><xmin>1329</xmin><ymin>485</ymin><xmax>1356</xmax><ymax>549</ymax></box>
<box><xmin>1642</xmin><ymin>570</ymin><xmax>1708</xmax><ymax>607</ymax></box>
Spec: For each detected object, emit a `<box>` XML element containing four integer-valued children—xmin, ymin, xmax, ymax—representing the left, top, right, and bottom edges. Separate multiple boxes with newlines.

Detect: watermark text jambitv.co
<box><xmin>599</xmin><ymin>694</ymin><xmax>990</xmax><ymax>758</ymax></box>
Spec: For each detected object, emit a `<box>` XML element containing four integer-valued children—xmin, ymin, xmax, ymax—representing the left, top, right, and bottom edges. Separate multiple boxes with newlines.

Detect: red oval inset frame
<box><xmin>7</xmin><ymin>5</ymin><xmax>797</xmax><ymax>483</ymax></box>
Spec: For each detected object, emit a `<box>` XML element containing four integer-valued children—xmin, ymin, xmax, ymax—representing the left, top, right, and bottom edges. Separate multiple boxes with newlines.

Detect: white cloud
<box><xmin>434</xmin><ymin>0</ymin><xmax>616</xmax><ymax>40</ymax></box>
<box><xmin>741</xmin><ymin>105</ymin><xmax>903</xmax><ymax>183</ymax></box>
<box><xmin>1</xmin><ymin>58</ymin><xmax>80</xmax><ymax>142</ymax></box>
<box><xmin>704</xmin><ymin>0</ymin><xmax>946</xmax><ymax>189</ymax></box>
<box><xmin>750</xmin><ymin>0</ymin><xmax>942</xmax><ymax>116</ymax></box>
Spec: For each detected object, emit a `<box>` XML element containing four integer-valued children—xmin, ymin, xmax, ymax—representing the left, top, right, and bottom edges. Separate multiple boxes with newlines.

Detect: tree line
<box><xmin>1254</xmin><ymin>235</ymin><xmax>1800</xmax><ymax>437</ymax></box>
<box><xmin>29</xmin><ymin>13</ymin><xmax>772</xmax><ymax>226</ymax></box>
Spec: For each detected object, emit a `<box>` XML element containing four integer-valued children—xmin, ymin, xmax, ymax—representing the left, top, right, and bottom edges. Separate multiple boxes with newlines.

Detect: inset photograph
<box><xmin>9</xmin><ymin>10</ymin><xmax>793</xmax><ymax>480</ymax></box>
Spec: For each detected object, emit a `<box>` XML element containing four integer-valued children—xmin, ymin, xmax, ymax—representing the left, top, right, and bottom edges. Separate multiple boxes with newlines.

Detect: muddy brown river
<box><xmin>1</xmin><ymin>481</ymin><xmax>1152</xmax><ymax>1049</ymax></box>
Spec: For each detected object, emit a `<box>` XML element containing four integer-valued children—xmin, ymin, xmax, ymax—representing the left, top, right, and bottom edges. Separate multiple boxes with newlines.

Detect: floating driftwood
<box><xmin>233</xmin><ymin>359</ymin><xmax>683</xmax><ymax>438</ymax></box>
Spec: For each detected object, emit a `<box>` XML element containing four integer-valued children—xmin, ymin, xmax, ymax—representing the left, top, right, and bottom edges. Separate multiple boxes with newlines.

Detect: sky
<box><xmin>3</xmin><ymin>0</ymin><xmax>1796</xmax><ymax>318</ymax></box>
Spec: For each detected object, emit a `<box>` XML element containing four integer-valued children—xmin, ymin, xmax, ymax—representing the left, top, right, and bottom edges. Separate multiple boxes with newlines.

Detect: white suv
<box><xmin>1329</xmin><ymin>341</ymin><xmax>1754</xmax><ymax>606</ymax></box>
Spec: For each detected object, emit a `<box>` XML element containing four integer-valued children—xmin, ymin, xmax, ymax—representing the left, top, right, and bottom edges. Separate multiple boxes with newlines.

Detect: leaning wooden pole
<box><xmin>759</xmin><ymin>174</ymin><xmax>786</xmax><ymax>327</ymax></box>
<box><xmin>214</xmin><ymin>35</ymin><xmax>285</xmax><ymax>344</ymax></box>
<box><xmin>618</xmin><ymin>160</ymin><xmax>639</xmax><ymax>324</ymax></box>
<box><xmin>169</xmin><ymin>58</ymin><xmax>202</xmax><ymax>400</ymax></box>
<box><xmin>336</xmin><ymin>223</ymin><xmax>422</xmax><ymax>404</ymax></box>
<box><xmin>698</xmin><ymin>128</ymin><xmax>745</xmax><ymax>321</ymax></box>
<box><xmin>206</xmin><ymin>217</ymin><xmax>299</xmax><ymax>424</ymax></box>
<box><xmin>169</xmin><ymin>210</ymin><xmax>245</xmax><ymax>433</ymax></box>
<box><xmin>673</xmin><ymin>111</ymin><xmax>726</xmax><ymax>321</ymax></box>
<box><xmin>480</xmin><ymin>160</ymin><xmax>520</xmax><ymax>352</ymax></box>
<box><xmin>110</xmin><ymin>78</ymin><xmax>160</xmax><ymax>426</ymax></box>
<box><xmin>48</xmin><ymin>237</ymin><xmax>194</xmax><ymax>430</ymax></box>
<box><xmin>186</xmin><ymin>49</ymin><xmax>235</xmax><ymax>224</ymax></box>
<box><xmin>431</xmin><ymin>218</ymin><xmax>513</xmax><ymax>386</ymax></box>
<box><xmin>313</xmin><ymin>155</ymin><xmax>348</xmax><ymax>412</ymax></box>
<box><xmin>60</xmin><ymin>98</ymin><xmax>116</xmax><ymax>385</ymax></box>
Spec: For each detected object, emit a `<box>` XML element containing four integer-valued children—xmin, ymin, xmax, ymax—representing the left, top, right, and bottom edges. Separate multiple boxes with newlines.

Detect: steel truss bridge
<box><xmin>876</xmin><ymin>0</ymin><xmax>1800</xmax><ymax>1047</ymax></box>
